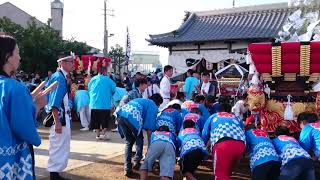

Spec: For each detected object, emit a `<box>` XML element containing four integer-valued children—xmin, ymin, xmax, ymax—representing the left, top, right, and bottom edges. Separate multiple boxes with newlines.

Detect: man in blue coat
<box><xmin>88</xmin><ymin>67</ymin><xmax>116</xmax><ymax>140</ymax></box>
<box><xmin>117</xmin><ymin>94</ymin><xmax>163</xmax><ymax>177</ymax></box>
<box><xmin>46</xmin><ymin>54</ymin><xmax>74</xmax><ymax>180</ymax></box>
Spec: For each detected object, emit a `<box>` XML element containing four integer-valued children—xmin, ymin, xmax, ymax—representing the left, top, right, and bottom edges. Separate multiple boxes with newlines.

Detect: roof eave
<box><xmin>148</xmin><ymin>36</ymin><xmax>276</xmax><ymax>47</ymax></box>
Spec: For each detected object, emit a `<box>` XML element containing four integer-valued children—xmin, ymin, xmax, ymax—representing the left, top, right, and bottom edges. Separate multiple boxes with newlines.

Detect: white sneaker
<box><xmin>99</xmin><ymin>134</ymin><xmax>111</xmax><ymax>140</ymax></box>
<box><xmin>80</xmin><ymin>127</ymin><xmax>89</xmax><ymax>131</ymax></box>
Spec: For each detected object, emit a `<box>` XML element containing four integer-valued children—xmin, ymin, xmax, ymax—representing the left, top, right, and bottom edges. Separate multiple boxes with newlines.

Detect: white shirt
<box><xmin>201</xmin><ymin>82</ymin><xmax>210</xmax><ymax>95</ymax></box>
<box><xmin>160</xmin><ymin>75</ymin><xmax>171</xmax><ymax>99</ymax></box>
<box><xmin>143</xmin><ymin>84</ymin><xmax>160</xmax><ymax>98</ymax></box>
<box><xmin>231</xmin><ymin>100</ymin><xmax>247</xmax><ymax>120</ymax></box>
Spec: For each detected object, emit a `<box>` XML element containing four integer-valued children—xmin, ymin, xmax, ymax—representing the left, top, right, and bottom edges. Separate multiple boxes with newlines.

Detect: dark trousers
<box><xmin>279</xmin><ymin>158</ymin><xmax>316</xmax><ymax>180</ymax></box>
<box><xmin>90</xmin><ymin>109</ymin><xmax>110</xmax><ymax>130</ymax></box>
<box><xmin>180</xmin><ymin>149</ymin><xmax>206</xmax><ymax>174</ymax></box>
<box><xmin>252</xmin><ymin>160</ymin><xmax>280</xmax><ymax>180</ymax></box>
<box><xmin>117</xmin><ymin>117</ymin><xmax>144</xmax><ymax>172</ymax></box>
<box><xmin>29</xmin><ymin>144</ymin><xmax>36</xmax><ymax>180</ymax></box>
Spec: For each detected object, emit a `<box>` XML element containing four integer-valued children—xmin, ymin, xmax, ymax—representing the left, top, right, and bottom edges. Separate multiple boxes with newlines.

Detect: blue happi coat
<box><xmin>202</xmin><ymin>112</ymin><xmax>246</xmax><ymax>146</ymax></box>
<box><xmin>299</xmin><ymin>121</ymin><xmax>320</xmax><ymax>160</ymax></box>
<box><xmin>157</xmin><ymin>108</ymin><xmax>182</xmax><ymax>135</ymax></box>
<box><xmin>88</xmin><ymin>74</ymin><xmax>116</xmax><ymax>110</ymax></box>
<box><xmin>117</xmin><ymin>98</ymin><xmax>158</xmax><ymax>135</ymax></box>
<box><xmin>177</xmin><ymin>128</ymin><xmax>208</xmax><ymax>159</ymax></box>
<box><xmin>74</xmin><ymin>90</ymin><xmax>90</xmax><ymax>113</ymax></box>
<box><xmin>273</xmin><ymin>135</ymin><xmax>310</xmax><ymax>167</ymax></box>
<box><xmin>184</xmin><ymin>77</ymin><xmax>199</xmax><ymax>100</ymax></box>
<box><xmin>183</xmin><ymin>113</ymin><xmax>205</xmax><ymax>135</ymax></box>
<box><xmin>45</xmin><ymin>70</ymin><xmax>68</xmax><ymax>125</ymax></box>
<box><xmin>0</xmin><ymin>74</ymin><xmax>41</xmax><ymax>180</ymax></box>
<box><xmin>150</xmin><ymin>131</ymin><xmax>176</xmax><ymax>150</ymax></box>
<box><xmin>245</xmin><ymin>129</ymin><xmax>279</xmax><ymax>171</ymax></box>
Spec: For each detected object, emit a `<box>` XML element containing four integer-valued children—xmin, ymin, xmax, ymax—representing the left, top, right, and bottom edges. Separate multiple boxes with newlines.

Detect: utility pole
<box><xmin>233</xmin><ymin>0</ymin><xmax>235</xmax><ymax>8</ymax></box>
<box><xmin>103</xmin><ymin>0</ymin><xmax>114</xmax><ymax>57</ymax></box>
<box><xmin>103</xmin><ymin>0</ymin><xmax>108</xmax><ymax>57</ymax></box>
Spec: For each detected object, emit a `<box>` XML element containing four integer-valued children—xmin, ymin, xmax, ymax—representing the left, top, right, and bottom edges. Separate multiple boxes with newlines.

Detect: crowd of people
<box><xmin>1</xmin><ymin>34</ymin><xmax>320</xmax><ymax>180</ymax></box>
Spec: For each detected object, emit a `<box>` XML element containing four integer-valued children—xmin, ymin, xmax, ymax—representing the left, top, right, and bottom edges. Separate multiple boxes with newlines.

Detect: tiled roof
<box><xmin>0</xmin><ymin>2</ymin><xmax>46</xmax><ymax>28</ymax></box>
<box><xmin>147</xmin><ymin>3</ymin><xmax>294</xmax><ymax>47</ymax></box>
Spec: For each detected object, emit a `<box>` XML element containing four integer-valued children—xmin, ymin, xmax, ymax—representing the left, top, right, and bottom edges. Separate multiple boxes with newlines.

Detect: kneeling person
<box><xmin>273</xmin><ymin>126</ymin><xmax>316</xmax><ymax>180</ymax></box>
<box><xmin>178</xmin><ymin>119</ymin><xmax>208</xmax><ymax>180</ymax></box>
<box><xmin>140</xmin><ymin>125</ymin><xmax>176</xmax><ymax>180</ymax></box>
<box><xmin>245</xmin><ymin>124</ymin><xmax>280</xmax><ymax>180</ymax></box>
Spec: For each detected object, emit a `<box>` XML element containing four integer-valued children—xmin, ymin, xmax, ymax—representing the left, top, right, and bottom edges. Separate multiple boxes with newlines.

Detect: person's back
<box><xmin>232</xmin><ymin>99</ymin><xmax>248</xmax><ymax>120</ymax></box>
<box><xmin>117</xmin><ymin>94</ymin><xmax>163</xmax><ymax>177</ymax></box>
<box><xmin>201</xmin><ymin>103</ymin><xmax>246</xmax><ymax>180</ymax></box>
<box><xmin>75</xmin><ymin>88</ymin><xmax>90</xmax><ymax>130</ymax></box>
<box><xmin>184</xmin><ymin>76</ymin><xmax>199</xmax><ymax>100</ymax></box>
<box><xmin>273</xmin><ymin>125</ymin><xmax>315</xmax><ymax>180</ymax></box>
<box><xmin>246</xmin><ymin>128</ymin><xmax>280</xmax><ymax>180</ymax></box>
<box><xmin>178</xmin><ymin>126</ymin><xmax>207</xmax><ymax>159</ymax></box>
<box><xmin>117</xmin><ymin>98</ymin><xmax>159</xmax><ymax>134</ymax></box>
<box><xmin>75</xmin><ymin>89</ymin><xmax>90</xmax><ymax>112</ymax></box>
<box><xmin>299</xmin><ymin>120</ymin><xmax>320</xmax><ymax>161</ymax></box>
<box><xmin>202</xmin><ymin>111</ymin><xmax>245</xmax><ymax>145</ymax></box>
<box><xmin>140</xmin><ymin>126</ymin><xmax>176</xmax><ymax>180</ymax></box>
<box><xmin>113</xmin><ymin>87</ymin><xmax>127</xmax><ymax>108</ymax></box>
<box><xmin>157</xmin><ymin>107</ymin><xmax>182</xmax><ymax>135</ymax></box>
<box><xmin>88</xmin><ymin>74</ymin><xmax>116</xmax><ymax>110</ymax></box>
<box><xmin>177</xmin><ymin>119</ymin><xmax>207</xmax><ymax>180</ymax></box>
<box><xmin>246</xmin><ymin>129</ymin><xmax>279</xmax><ymax>169</ymax></box>
<box><xmin>273</xmin><ymin>135</ymin><xmax>310</xmax><ymax>166</ymax></box>
<box><xmin>273</xmin><ymin>134</ymin><xmax>315</xmax><ymax>180</ymax></box>
<box><xmin>182</xmin><ymin>113</ymin><xmax>204</xmax><ymax>134</ymax></box>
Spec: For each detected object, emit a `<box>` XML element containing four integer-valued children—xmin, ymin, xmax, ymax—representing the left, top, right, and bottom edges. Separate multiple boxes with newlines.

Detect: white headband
<box><xmin>57</xmin><ymin>52</ymin><xmax>75</xmax><ymax>62</ymax></box>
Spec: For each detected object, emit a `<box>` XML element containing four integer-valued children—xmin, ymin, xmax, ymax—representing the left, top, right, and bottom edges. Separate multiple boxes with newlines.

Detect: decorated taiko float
<box><xmin>246</xmin><ymin>41</ymin><xmax>320</xmax><ymax>133</ymax></box>
<box><xmin>71</xmin><ymin>55</ymin><xmax>112</xmax><ymax>95</ymax></box>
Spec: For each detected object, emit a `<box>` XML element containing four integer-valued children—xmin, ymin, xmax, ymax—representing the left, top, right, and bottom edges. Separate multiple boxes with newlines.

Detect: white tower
<box><xmin>51</xmin><ymin>0</ymin><xmax>64</xmax><ymax>37</ymax></box>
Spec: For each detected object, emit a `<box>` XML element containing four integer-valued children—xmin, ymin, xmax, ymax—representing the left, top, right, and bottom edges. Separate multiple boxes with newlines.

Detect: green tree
<box><xmin>108</xmin><ymin>44</ymin><xmax>125</xmax><ymax>74</ymax></box>
<box><xmin>0</xmin><ymin>17</ymin><xmax>92</xmax><ymax>75</ymax></box>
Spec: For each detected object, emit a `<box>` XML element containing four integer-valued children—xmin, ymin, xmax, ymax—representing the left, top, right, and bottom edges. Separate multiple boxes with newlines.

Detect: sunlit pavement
<box><xmin>35</xmin><ymin>122</ymin><xmax>125</xmax><ymax>179</ymax></box>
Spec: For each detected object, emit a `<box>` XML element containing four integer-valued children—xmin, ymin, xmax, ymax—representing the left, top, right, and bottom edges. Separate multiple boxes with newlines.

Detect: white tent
<box><xmin>168</xmin><ymin>50</ymin><xmax>246</xmax><ymax>76</ymax></box>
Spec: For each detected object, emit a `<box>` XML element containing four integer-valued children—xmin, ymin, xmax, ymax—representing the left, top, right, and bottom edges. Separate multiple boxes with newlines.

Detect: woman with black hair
<box><xmin>0</xmin><ymin>35</ymin><xmax>46</xmax><ymax>179</ymax></box>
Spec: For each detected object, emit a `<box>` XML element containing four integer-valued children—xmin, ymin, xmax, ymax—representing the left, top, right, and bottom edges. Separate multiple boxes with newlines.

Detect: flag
<box><xmin>124</xmin><ymin>26</ymin><xmax>131</xmax><ymax>65</ymax></box>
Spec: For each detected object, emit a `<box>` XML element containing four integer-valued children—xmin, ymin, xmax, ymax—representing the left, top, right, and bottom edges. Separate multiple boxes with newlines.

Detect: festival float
<box><xmin>244</xmin><ymin>0</ymin><xmax>320</xmax><ymax>133</ymax></box>
<box><xmin>71</xmin><ymin>55</ymin><xmax>112</xmax><ymax>95</ymax></box>
<box><xmin>246</xmin><ymin>41</ymin><xmax>320</xmax><ymax>133</ymax></box>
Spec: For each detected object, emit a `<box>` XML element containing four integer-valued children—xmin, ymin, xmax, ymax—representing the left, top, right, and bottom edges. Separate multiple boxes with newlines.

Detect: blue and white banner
<box><xmin>124</xmin><ymin>27</ymin><xmax>131</xmax><ymax>65</ymax></box>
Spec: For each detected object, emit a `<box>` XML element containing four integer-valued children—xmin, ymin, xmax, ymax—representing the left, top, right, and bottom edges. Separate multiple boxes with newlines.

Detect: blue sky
<box><xmin>0</xmin><ymin>0</ymin><xmax>288</xmax><ymax>64</ymax></box>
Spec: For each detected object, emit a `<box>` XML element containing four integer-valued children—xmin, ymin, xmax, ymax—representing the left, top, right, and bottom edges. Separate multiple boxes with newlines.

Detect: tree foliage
<box><xmin>108</xmin><ymin>44</ymin><xmax>125</xmax><ymax>74</ymax></box>
<box><xmin>0</xmin><ymin>17</ymin><xmax>91</xmax><ymax>75</ymax></box>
